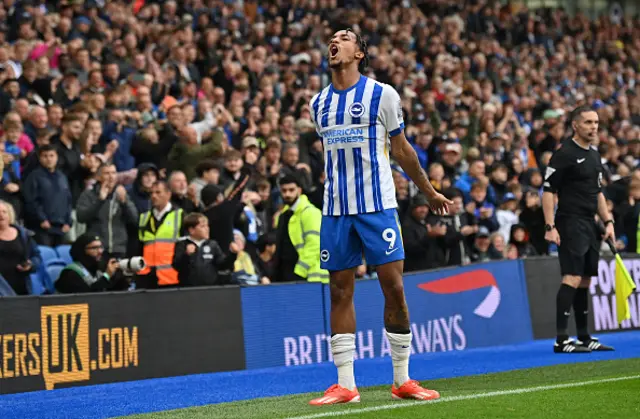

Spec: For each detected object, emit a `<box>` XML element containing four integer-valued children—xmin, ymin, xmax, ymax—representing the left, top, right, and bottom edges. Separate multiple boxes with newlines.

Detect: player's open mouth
<box><xmin>330</xmin><ymin>45</ymin><xmax>339</xmax><ymax>58</ymax></box>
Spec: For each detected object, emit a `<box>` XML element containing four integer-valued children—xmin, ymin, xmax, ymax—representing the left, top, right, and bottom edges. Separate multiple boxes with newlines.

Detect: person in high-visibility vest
<box><xmin>137</xmin><ymin>180</ymin><xmax>183</xmax><ymax>288</ymax></box>
<box><xmin>273</xmin><ymin>175</ymin><xmax>328</xmax><ymax>283</ymax></box>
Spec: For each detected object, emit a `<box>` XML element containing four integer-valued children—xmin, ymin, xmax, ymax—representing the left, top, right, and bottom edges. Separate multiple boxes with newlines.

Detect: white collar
<box><xmin>153</xmin><ymin>203</ymin><xmax>172</xmax><ymax>218</ymax></box>
<box><xmin>189</xmin><ymin>237</ymin><xmax>206</xmax><ymax>247</ymax></box>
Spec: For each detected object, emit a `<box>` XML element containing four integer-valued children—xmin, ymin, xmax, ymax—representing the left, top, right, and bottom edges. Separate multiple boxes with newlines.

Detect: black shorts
<box><xmin>556</xmin><ymin>215</ymin><xmax>600</xmax><ymax>277</ymax></box>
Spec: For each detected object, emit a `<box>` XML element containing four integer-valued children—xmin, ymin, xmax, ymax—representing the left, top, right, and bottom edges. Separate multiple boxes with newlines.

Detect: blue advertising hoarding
<box><xmin>241</xmin><ymin>260</ymin><xmax>533</xmax><ymax>369</ymax></box>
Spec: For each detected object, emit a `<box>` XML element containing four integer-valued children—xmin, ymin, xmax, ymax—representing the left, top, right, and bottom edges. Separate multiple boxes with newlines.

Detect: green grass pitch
<box><xmin>121</xmin><ymin>358</ymin><xmax>640</xmax><ymax>419</ymax></box>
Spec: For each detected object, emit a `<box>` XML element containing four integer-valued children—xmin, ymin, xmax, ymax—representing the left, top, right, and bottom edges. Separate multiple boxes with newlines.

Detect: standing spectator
<box><xmin>273</xmin><ymin>175</ymin><xmax>328</xmax><ymax>283</ymax></box>
<box><xmin>23</xmin><ymin>145</ymin><xmax>72</xmax><ymax>247</ymax></box>
<box><xmin>76</xmin><ymin>163</ymin><xmax>139</xmax><ymax>260</ymax></box>
<box><xmin>496</xmin><ymin>192</ymin><xmax>520</xmax><ymax>243</ymax></box>
<box><xmin>519</xmin><ymin>188</ymin><xmax>547</xmax><ymax>255</ymax></box>
<box><xmin>231</xmin><ymin>229</ymin><xmax>261</xmax><ymax>285</ymax></box>
<box><xmin>136</xmin><ymin>180</ymin><xmax>183</xmax><ymax>289</ymax></box>
<box><xmin>51</xmin><ymin>113</ymin><xmax>88</xmax><ymax>205</ymax></box>
<box><xmin>0</xmin><ymin>200</ymin><xmax>41</xmax><ymax>296</ymax></box>
<box><xmin>169</xmin><ymin>170</ymin><xmax>202</xmax><ymax>214</ymax></box>
<box><xmin>402</xmin><ymin>194</ymin><xmax>438</xmax><ymax>272</ymax></box>
<box><xmin>172</xmin><ymin>213</ymin><xmax>238</xmax><ymax>287</ymax></box>
<box><xmin>190</xmin><ymin>160</ymin><xmax>220</xmax><ymax>203</ymax></box>
<box><xmin>128</xmin><ymin>163</ymin><xmax>160</xmax><ymax>214</ymax></box>
<box><xmin>467</xmin><ymin>182</ymin><xmax>499</xmax><ymax>232</ymax></box>
<box><xmin>168</xmin><ymin>127</ymin><xmax>223</xmax><ymax>181</ymax></box>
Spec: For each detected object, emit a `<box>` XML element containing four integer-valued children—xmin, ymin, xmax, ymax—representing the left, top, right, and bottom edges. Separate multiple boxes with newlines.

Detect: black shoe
<box><xmin>576</xmin><ymin>337</ymin><xmax>615</xmax><ymax>351</ymax></box>
<box><xmin>554</xmin><ymin>338</ymin><xmax>591</xmax><ymax>353</ymax></box>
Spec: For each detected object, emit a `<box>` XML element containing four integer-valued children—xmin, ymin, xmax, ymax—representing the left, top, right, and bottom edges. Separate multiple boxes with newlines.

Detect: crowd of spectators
<box><xmin>0</xmin><ymin>0</ymin><xmax>639</xmax><ymax>295</ymax></box>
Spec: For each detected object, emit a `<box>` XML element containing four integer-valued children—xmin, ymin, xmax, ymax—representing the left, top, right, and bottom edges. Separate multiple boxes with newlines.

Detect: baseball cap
<box><xmin>477</xmin><ymin>226</ymin><xmax>490</xmax><ymax>238</ymax></box>
<box><xmin>443</xmin><ymin>143</ymin><xmax>462</xmax><ymax>154</ymax></box>
<box><xmin>242</xmin><ymin>136</ymin><xmax>259</xmax><ymax>149</ymax></box>
<box><xmin>502</xmin><ymin>192</ymin><xmax>517</xmax><ymax>203</ymax></box>
<box><xmin>410</xmin><ymin>194</ymin><xmax>429</xmax><ymax>209</ymax></box>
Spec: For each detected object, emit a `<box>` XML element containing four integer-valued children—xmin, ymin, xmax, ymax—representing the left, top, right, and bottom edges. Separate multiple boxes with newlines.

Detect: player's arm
<box><xmin>390</xmin><ymin>132</ymin><xmax>438</xmax><ymax>199</ymax></box>
<box><xmin>381</xmin><ymin>85</ymin><xmax>451</xmax><ymax>213</ymax></box>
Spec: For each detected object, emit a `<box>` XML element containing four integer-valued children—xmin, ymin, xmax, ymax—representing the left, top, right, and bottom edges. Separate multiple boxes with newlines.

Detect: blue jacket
<box><xmin>103</xmin><ymin>121</ymin><xmax>136</xmax><ymax>172</ymax></box>
<box><xmin>455</xmin><ymin>172</ymin><xmax>497</xmax><ymax>205</ymax></box>
<box><xmin>23</xmin><ymin>166</ymin><xmax>73</xmax><ymax>233</ymax></box>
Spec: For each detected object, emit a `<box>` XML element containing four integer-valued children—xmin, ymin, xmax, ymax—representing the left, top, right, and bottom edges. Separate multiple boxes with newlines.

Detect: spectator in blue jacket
<box><xmin>22</xmin><ymin>145</ymin><xmax>72</xmax><ymax>247</ymax></box>
<box><xmin>467</xmin><ymin>182</ymin><xmax>499</xmax><ymax>233</ymax></box>
<box><xmin>455</xmin><ymin>159</ymin><xmax>497</xmax><ymax>205</ymax></box>
<box><xmin>102</xmin><ymin>109</ymin><xmax>136</xmax><ymax>173</ymax></box>
<box><xmin>128</xmin><ymin>162</ymin><xmax>160</xmax><ymax>214</ymax></box>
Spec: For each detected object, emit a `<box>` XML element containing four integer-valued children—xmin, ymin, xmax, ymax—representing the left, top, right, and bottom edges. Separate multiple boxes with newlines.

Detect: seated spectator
<box><xmin>470</xmin><ymin>226</ymin><xmax>502</xmax><ymax>262</ymax></box>
<box><xmin>23</xmin><ymin>145</ymin><xmax>72</xmax><ymax>247</ymax></box>
<box><xmin>232</xmin><ymin>229</ymin><xmax>261</xmax><ymax>285</ymax></box>
<box><xmin>0</xmin><ymin>200</ymin><xmax>41</xmax><ymax>296</ymax></box>
<box><xmin>254</xmin><ymin>232</ymin><xmax>276</xmax><ymax>284</ymax></box>
<box><xmin>76</xmin><ymin>163</ymin><xmax>139</xmax><ymax>259</ymax></box>
<box><xmin>496</xmin><ymin>192</ymin><xmax>520</xmax><ymax>243</ymax></box>
<box><xmin>172</xmin><ymin>213</ymin><xmax>238</xmax><ymax>287</ymax></box>
<box><xmin>55</xmin><ymin>233</ymin><xmax>129</xmax><ymax>294</ymax></box>
<box><xmin>190</xmin><ymin>160</ymin><xmax>220</xmax><ymax>203</ymax></box>
<box><xmin>508</xmin><ymin>224</ymin><xmax>538</xmax><ymax>258</ymax></box>
<box><xmin>489</xmin><ymin>232</ymin><xmax>506</xmax><ymax>260</ymax></box>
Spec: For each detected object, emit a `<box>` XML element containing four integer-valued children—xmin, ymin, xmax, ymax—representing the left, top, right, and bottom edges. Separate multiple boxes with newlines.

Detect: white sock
<box><xmin>331</xmin><ymin>333</ymin><xmax>356</xmax><ymax>390</ymax></box>
<box><xmin>385</xmin><ymin>330</ymin><xmax>412</xmax><ymax>387</ymax></box>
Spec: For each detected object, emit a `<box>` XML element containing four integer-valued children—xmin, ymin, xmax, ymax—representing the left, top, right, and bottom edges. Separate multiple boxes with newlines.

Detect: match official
<box><xmin>542</xmin><ymin>106</ymin><xmax>615</xmax><ymax>354</ymax></box>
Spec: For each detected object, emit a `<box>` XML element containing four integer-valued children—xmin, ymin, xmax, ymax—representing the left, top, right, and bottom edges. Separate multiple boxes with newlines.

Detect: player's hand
<box><xmin>602</xmin><ymin>223</ymin><xmax>615</xmax><ymax>242</ymax></box>
<box><xmin>545</xmin><ymin>228</ymin><xmax>561</xmax><ymax>246</ymax></box>
<box><xmin>427</xmin><ymin>192</ymin><xmax>453</xmax><ymax>216</ymax></box>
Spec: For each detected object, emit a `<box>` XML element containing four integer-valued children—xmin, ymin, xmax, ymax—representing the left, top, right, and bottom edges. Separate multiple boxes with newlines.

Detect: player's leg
<box><xmin>309</xmin><ymin>216</ymin><xmax>362</xmax><ymax>406</ymax></box>
<box><xmin>357</xmin><ymin>209</ymin><xmax>439</xmax><ymax>400</ymax></box>
<box><xmin>554</xmin><ymin>217</ymin><xmax>591</xmax><ymax>353</ymax></box>
<box><xmin>574</xmin><ymin>230</ymin><xmax>614</xmax><ymax>351</ymax></box>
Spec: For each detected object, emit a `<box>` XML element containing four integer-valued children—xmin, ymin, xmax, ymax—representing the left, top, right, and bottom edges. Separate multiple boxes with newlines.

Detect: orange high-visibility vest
<box><xmin>138</xmin><ymin>207</ymin><xmax>183</xmax><ymax>286</ymax></box>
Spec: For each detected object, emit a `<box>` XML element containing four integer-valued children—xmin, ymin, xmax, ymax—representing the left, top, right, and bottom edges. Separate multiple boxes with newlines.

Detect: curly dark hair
<box><xmin>345</xmin><ymin>27</ymin><xmax>369</xmax><ymax>73</ymax></box>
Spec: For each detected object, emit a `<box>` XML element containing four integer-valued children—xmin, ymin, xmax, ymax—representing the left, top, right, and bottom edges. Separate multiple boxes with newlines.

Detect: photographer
<box><xmin>55</xmin><ymin>233</ymin><xmax>129</xmax><ymax>294</ymax></box>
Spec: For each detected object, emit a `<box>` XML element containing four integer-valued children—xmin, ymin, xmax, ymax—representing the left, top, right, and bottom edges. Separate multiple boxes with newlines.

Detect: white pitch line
<box><xmin>288</xmin><ymin>374</ymin><xmax>640</xmax><ymax>419</ymax></box>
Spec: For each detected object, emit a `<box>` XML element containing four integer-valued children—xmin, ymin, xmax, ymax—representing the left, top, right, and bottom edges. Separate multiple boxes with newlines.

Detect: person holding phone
<box><xmin>0</xmin><ymin>200</ymin><xmax>42</xmax><ymax>295</ymax></box>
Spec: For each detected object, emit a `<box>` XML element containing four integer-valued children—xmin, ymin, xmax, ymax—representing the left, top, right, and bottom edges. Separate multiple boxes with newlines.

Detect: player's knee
<box><xmin>381</xmin><ymin>281</ymin><xmax>406</xmax><ymax>305</ymax></box>
<box><xmin>562</xmin><ymin>275</ymin><xmax>581</xmax><ymax>288</ymax></box>
<box><xmin>330</xmin><ymin>281</ymin><xmax>354</xmax><ymax>304</ymax></box>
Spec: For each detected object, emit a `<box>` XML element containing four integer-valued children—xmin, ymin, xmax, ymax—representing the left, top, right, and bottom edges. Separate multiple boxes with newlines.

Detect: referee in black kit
<box><xmin>542</xmin><ymin>105</ymin><xmax>615</xmax><ymax>354</ymax></box>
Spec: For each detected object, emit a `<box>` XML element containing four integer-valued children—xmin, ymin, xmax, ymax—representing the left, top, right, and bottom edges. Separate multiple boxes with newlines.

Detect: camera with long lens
<box><xmin>117</xmin><ymin>257</ymin><xmax>146</xmax><ymax>275</ymax></box>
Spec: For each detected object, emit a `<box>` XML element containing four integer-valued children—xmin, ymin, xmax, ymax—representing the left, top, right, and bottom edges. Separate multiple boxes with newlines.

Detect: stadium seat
<box><xmin>46</xmin><ymin>263</ymin><xmax>67</xmax><ymax>285</ymax></box>
<box><xmin>27</xmin><ymin>273</ymin><xmax>46</xmax><ymax>296</ymax></box>
<box><xmin>56</xmin><ymin>245</ymin><xmax>72</xmax><ymax>264</ymax></box>
<box><xmin>38</xmin><ymin>246</ymin><xmax>58</xmax><ymax>265</ymax></box>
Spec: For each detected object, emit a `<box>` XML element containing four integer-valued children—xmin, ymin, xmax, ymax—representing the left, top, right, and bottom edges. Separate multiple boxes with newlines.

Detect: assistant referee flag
<box><xmin>606</xmin><ymin>238</ymin><xmax>637</xmax><ymax>324</ymax></box>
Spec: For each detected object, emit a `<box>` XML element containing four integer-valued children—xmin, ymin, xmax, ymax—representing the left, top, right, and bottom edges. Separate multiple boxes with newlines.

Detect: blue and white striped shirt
<box><xmin>310</xmin><ymin>75</ymin><xmax>405</xmax><ymax>216</ymax></box>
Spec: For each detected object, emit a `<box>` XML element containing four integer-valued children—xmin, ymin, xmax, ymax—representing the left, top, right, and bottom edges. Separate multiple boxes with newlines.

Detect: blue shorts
<box><xmin>320</xmin><ymin>209</ymin><xmax>405</xmax><ymax>271</ymax></box>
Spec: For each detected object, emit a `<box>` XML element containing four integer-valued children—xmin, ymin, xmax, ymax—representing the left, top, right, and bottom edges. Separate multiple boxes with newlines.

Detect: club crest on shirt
<box><xmin>348</xmin><ymin>102</ymin><xmax>366</xmax><ymax>118</ymax></box>
<box><xmin>203</xmin><ymin>245</ymin><xmax>211</xmax><ymax>253</ymax></box>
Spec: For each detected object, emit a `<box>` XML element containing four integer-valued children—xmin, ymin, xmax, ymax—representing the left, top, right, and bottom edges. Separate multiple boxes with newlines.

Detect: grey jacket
<box><xmin>76</xmin><ymin>184</ymin><xmax>139</xmax><ymax>255</ymax></box>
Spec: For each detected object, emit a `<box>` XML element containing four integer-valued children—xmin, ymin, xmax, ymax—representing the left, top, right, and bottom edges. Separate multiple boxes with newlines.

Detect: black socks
<box><xmin>556</xmin><ymin>283</ymin><xmax>577</xmax><ymax>341</ymax></box>
<box><xmin>573</xmin><ymin>287</ymin><xmax>590</xmax><ymax>339</ymax></box>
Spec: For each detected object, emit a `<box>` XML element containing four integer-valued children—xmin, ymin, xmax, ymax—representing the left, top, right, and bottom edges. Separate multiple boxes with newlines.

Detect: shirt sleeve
<box><xmin>309</xmin><ymin>94</ymin><xmax>321</xmax><ymax>135</ymax></box>
<box><xmin>543</xmin><ymin>148</ymin><xmax>571</xmax><ymax>194</ymax></box>
<box><xmin>379</xmin><ymin>85</ymin><xmax>405</xmax><ymax>137</ymax></box>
